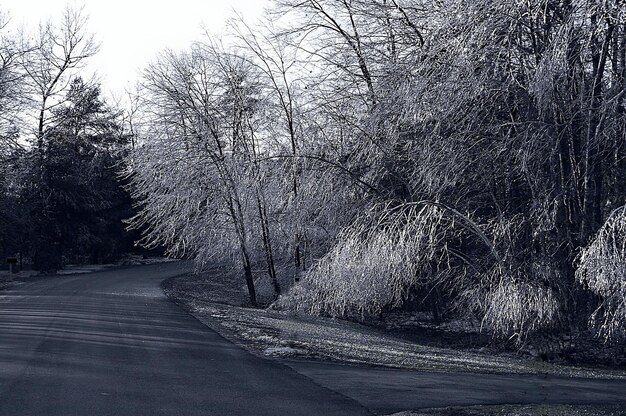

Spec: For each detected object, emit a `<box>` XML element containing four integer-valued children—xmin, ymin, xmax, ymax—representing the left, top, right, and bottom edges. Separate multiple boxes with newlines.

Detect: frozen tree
<box><xmin>127</xmin><ymin>40</ymin><xmax>275</xmax><ymax>305</ymax></box>
<box><xmin>230</xmin><ymin>18</ymin><xmax>306</xmax><ymax>275</ymax></box>
<box><xmin>128</xmin><ymin>0</ymin><xmax>626</xmax><ymax>345</ymax></box>
<box><xmin>273</xmin><ymin>0</ymin><xmax>626</xmax><ymax>342</ymax></box>
<box><xmin>276</xmin><ymin>202</ymin><xmax>456</xmax><ymax>318</ymax></box>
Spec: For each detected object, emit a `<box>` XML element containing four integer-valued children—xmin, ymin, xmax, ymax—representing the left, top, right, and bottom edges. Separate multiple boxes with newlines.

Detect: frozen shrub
<box><xmin>461</xmin><ymin>272</ymin><xmax>559</xmax><ymax>343</ymax></box>
<box><xmin>457</xmin><ymin>217</ymin><xmax>561</xmax><ymax>343</ymax></box>
<box><xmin>278</xmin><ymin>202</ymin><xmax>561</xmax><ymax>343</ymax></box>
<box><xmin>576</xmin><ymin>206</ymin><xmax>626</xmax><ymax>341</ymax></box>
<box><xmin>275</xmin><ymin>203</ymin><xmax>449</xmax><ymax>318</ymax></box>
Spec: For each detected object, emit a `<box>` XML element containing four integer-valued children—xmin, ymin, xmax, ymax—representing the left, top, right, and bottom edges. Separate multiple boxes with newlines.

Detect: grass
<box><xmin>162</xmin><ymin>267</ymin><xmax>626</xmax><ymax>379</ymax></box>
<box><xmin>391</xmin><ymin>404</ymin><xmax>626</xmax><ymax>416</ymax></box>
<box><xmin>0</xmin><ymin>272</ymin><xmax>13</xmax><ymax>291</ymax></box>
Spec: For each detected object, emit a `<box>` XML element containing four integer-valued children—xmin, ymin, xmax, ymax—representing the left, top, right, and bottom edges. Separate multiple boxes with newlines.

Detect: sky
<box><xmin>1</xmin><ymin>0</ymin><xmax>270</xmax><ymax>99</ymax></box>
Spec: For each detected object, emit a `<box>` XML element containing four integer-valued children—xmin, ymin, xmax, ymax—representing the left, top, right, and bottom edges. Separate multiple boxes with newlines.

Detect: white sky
<box><xmin>1</xmin><ymin>0</ymin><xmax>270</xmax><ymax>99</ymax></box>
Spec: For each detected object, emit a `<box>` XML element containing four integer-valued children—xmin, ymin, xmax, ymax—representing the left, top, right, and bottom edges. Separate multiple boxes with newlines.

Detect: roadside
<box><xmin>162</xmin><ymin>269</ymin><xmax>626</xmax><ymax>379</ymax></box>
<box><xmin>163</xmin><ymin>269</ymin><xmax>626</xmax><ymax>415</ymax></box>
<box><xmin>0</xmin><ymin>273</ymin><xmax>13</xmax><ymax>291</ymax></box>
<box><xmin>390</xmin><ymin>404</ymin><xmax>626</xmax><ymax>416</ymax></box>
<box><xmin>0</xmin><ymin>255</ymin><xmax>175</xmax><ymax>290</ymax></box>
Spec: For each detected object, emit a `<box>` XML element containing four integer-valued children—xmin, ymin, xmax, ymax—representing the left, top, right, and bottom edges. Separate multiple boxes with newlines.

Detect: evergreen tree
<box><xmin>24</xmin><ymin>78</ymin><xmax>133</xmax><ymax>270</ymax></box>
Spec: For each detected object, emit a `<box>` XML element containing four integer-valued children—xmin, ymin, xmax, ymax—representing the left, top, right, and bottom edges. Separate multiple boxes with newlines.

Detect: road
<box><xmin>287</xmin><ymin>361</ymin><xmax>626</xmax><ymax>414</ymax></box>
<box><xmin>0</xmin><ymin>263</ymin><xmax>371</xmax><ymax>416</ymax></box>
<box><xmin>1</xmin><ymin>262</ymin><xmax>625</xmax><ymax>416</ymax></box>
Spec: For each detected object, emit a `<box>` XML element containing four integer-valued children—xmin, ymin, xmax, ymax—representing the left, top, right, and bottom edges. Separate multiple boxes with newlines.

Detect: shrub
<box><xmin>576</xmin><ymin>206</ymin><xmax>626</xmax><ymax>341</ymax></box>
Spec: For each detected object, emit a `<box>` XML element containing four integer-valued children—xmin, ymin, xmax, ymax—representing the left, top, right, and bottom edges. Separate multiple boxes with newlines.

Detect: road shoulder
<box><xmin>161</xmin><ymin>272</ymin><xmax>626</xmax><ymax>379</ymax></box>
<box><xmin>162</xmin><ymin>272</ymin><xmax>626</xmax><ymax>415</ymax></box>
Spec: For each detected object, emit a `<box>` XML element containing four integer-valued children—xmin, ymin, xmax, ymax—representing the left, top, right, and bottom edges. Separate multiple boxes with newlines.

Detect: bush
<box><xmin>576</xmin><ymin>206</ymin><xmax>626</xmax><ymax>341</ymax></box>
<box><xmin>275</xmin><ymin>203</ymin><xmax>449</xmax><ymax>318</ymax></box>
<box><xmin>277</xmin><ymin>202</ymin><xmax>562</xmax><ymax>344</ymax></box>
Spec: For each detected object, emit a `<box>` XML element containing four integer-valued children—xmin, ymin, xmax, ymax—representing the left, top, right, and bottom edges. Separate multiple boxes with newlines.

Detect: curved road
<box><xmin>0</xmin><ymin>263</ymin><xmax>370</xmax><ymax>416</ymax></box>
<box><xmin>1</xmin><ymin>262</ymin><xmax>625</xmax><ymax>415</ymax></box>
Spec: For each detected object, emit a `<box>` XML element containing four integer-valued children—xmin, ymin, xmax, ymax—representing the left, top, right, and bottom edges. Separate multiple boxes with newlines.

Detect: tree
<box><xmin>275</xmin><ymin>0</ymin><xmax>626</xmax><ymax>343</ymax></box>
<box><xmin>128</xmin><ymin>41</ymin><xmax>269</xmax><ymax>304</ymax></box>
<box><xmin>21</xmin><ymin>77</ymin><xmax>131</xmax><ymax>270</ymax></box>
<box><xmin>127</xmin><ymin>0</ymin><xmax>626</xmax><ymax>348</ymax></box>
<box><xmin>14</xmin><ymin>7</ymin><xmax>100</xmax><ymax>271</ymax></box>
<box><xmin>0</xmin><ymin>10</ymin><xmax>30</xmax><ymax>261</ymax></box>
<box><xmin>21</xmin><ymin>6</ymin><xmax>98</xmax><ymax>148</ymax></box>
<box><xmin>0</xmin><ymin>10</ymin><xmax>27</xmax><ymax>155</ymax></box>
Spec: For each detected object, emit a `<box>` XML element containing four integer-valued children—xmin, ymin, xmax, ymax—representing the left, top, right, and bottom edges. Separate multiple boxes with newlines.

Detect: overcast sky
<box><xmin>1</xmin><ymin>0</ymin><xmax>269</xmax><ymax>99</ymax></box>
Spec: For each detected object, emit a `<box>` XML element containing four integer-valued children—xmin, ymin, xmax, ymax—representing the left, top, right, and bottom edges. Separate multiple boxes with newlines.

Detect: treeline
<box><xmin>128</xmin><ymin>0</ymin><xmax>623</xmax><ymax>344</ymax></box>
<box><xmin>0</xmin><ymin>9</ymin><xmax>136</xmax><ymax>271</ymax></box>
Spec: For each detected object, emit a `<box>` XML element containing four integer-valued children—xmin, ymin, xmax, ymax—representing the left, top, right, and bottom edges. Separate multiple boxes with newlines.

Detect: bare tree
<box><xmin>128</xmin><ymin>41</ymin><xmax>275</xmax><ymax>305</ymax></box>
<box><xmin>0</xmin><ymin>10</ymin><xmax>29</xmax><ymax>155</ymax></box>
<box><xmin>20</xmin><ymin>5</ymin><xmax>99</xmax><ymax>151</ymax></box>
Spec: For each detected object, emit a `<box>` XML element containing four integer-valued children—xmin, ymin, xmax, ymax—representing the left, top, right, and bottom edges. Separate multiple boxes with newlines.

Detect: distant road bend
<box><xmin>1</xmin><ymin>262</ymin><xmax>625</xmax><ymax>416</ymax></box>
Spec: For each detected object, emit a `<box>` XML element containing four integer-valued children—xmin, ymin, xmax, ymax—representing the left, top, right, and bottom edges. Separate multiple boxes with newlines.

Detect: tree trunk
<box><xmin>241</xmin><ymin>244</ymin><xmax>257</xmax><ymax>306</ymax></box>
<box><xmin>257</xmin><ymin>196</ymin><xmax>280</xmax><ymax>296</ymax></box>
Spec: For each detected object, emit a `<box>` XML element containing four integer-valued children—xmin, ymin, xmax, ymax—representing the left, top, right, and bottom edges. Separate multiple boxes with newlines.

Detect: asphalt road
<box><xmin>288</xmin><ymin>361</ymin><xmax>626</xmax><ymax>414</ymax></box>
<box><xmin>0</xmin><ymin>263</ymin><xmax>371</xmax><ymax>416</ymax></box>
<box><xmin>1</xmin><ymin>263</ymin><xmax>626</xmax><ymax>416</ymax></box>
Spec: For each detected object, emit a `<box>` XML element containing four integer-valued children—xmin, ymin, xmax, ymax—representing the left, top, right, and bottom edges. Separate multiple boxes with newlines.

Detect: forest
<box><xmin>1</xmin><ymin>0</ymin><xmax>625</xmax><ymax>350</ymax></box>
<box><xmin>0</xmin><ymin>8</ymin><xmax>136</xmax><ymax>271</ymax></box>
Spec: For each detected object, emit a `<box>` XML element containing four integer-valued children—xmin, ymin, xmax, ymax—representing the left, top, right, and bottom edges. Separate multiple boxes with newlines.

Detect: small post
<box><xmin>6</xmin><ymin>257</ymin><xmax>18</xmax><ymax>274</ymax></box>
